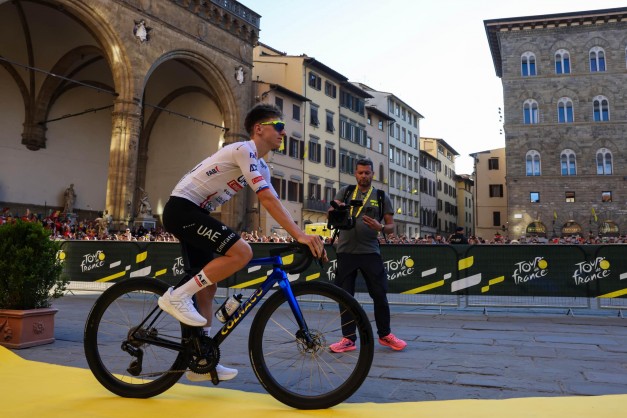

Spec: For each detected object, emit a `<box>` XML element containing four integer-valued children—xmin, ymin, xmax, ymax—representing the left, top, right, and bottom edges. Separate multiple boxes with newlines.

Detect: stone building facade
<box><xmin>0</xmin><ymin>0</ymin><xmax>259</xmax><ymax>232</ymax></box>
<box><xmin>485</xmin><ymin>7</ymin><xmax>627</xmax><ymax>238</ymax></box>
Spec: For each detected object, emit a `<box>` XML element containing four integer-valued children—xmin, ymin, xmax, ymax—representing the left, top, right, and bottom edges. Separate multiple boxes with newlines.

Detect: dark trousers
<box><xmin>334</xmin><ymin>253</ymin><xmax>391</xmax><ymax>339</ymax></box>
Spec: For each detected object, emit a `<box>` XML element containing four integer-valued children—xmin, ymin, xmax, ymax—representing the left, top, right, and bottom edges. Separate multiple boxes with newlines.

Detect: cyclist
<box><xmin>158</xmin><ymin>104</ymin><xmax>326</xmax><ymax>382</ymax></box>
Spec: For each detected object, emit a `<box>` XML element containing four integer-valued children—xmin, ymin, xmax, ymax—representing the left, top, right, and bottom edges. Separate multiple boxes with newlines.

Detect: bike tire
<box><xmin>84</xmin><ymin>277</ymin><xmax>191</xmax><ymax>398</ymax></box>
<box><xmin>249</xmin><ymin>281</ymin><xmax>374</xmax><ymax>409</ymax></box>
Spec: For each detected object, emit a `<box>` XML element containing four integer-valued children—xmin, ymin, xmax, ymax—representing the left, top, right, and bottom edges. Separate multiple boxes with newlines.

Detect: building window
<box><xmin>308</xmin><ymin>72</ymin><xmax>321</xmax><ymax>90</ymax></box>
<box><xmin>324</xmin><ymin>81</ymin><xmax>337</xmax><ymax>98</ymax></box>
<box><xmin>530</xmin><ymin>192</ymin><xmax>540</xmax><ymax>203</ymax></box>
<box><xmin>555</xmin><ymin>49</ymin><xmax>571</xmax><ymax>74</ymax></box>
<box><xmin>521</xmin><ymin>52</ymin><xmax>537</xmax><ymax>76</ymax></box>
<box><xmin>379</xmin><ymin>163</ymin><xmax>385</xmax><ymax>183</ymax></box>
<box><xmin>378</xmin><ymin>120</ymin><xmax>383</xmax><ymax>130</ymax></box>
<box><xmin>525</xmin><ymin>150</ymin><xmax>541</xmax><ymax>176</ymax></box>
<box><xmin>378</xmin><ymin>142</ymin><xmax>383</xmax><ymax>153</ymax></box>
<box><xmin>488</xmin><ymin>158</ymin><xmax>499</xmax><ymax>170</ymax></box>
<box><xmin>602</xmin><ymin>191</ymin><xmax>612</xmax><ymax>202</ymax></box>
<box><xmin>324</xmin><ymin>144</ymin><xmax>336</xmax><ymax>168</ymax></box>
<box><xmin>489</xmin><ymin>184</ymin><xmax>503</xmax><ymax>198</ymax></box>
<box><xmin>596</xmin><ymin>148</ymin><xmax>613</xmax><ymax>175</ymax></box>
<box><xmin>558</xmin><ymin>97</ymin><xmax>574</xmax><ymax>123</ymax></box>
<box><xmin>325</xmin><ymin>111</ymin><xmax>334</xmax><ymax>133</ymax></box>
<box><xmin>292</xmin><ymin>104</ymin><xmax>300</xmax><ymax>121</ymax></box>
<box><xmin>565</xmin><ymin>191</ymin><xmax>575</xmax><ymax>203</ymax></box>
<box><xmin>307</xmin><ymin>182</ymin><xmax>322</xmax><ymax>200</ymax></box>
<box><xmin>271</xmin><ymin>176</ymin><xmax>286</xmax><ymax>200</ymax></box>
<box><xmin>560</xmin><ymin>149</ymin><xmax>576</xmax><ymax>176</ymax></box>
<box><xmin>288</xmin><ymin>137</ymin><xmax>303</xmax><ymax>160</ymax></box>
<box><xmin>287</xmin><ymin>180</ymin><xmax>302</xmax><ymax>202</ymax></box>
<box><xmin>308</xmin><ymin>140</ymin><xmax>321</xmax><ymax>163</ymax></box>
<box><xmin>274</xmin><ymin>96</ymin><xmax>283</xmax><ymax>112</ymax></box>
<box><xmin>324</xmin><ymin>186</ymin><xmax>336</xmax><ymax>202</ymax></box>
<box><xmin>310</xmin><ymin>106</ymin><xmax>319</xmax><ymax>126</ymax></box>
<box><xmin>593</xmin><ymin>96</ymin><xmax>609</xmax><ymax>121</ymax></box>
<box><xmin>590</xmin><ymin>47</ymin><xmax>606</xmax><ymax>72</ymax></box>
<box><xmin>523</xmin><ymin>99</ymin><xmax>539</xmax><ymax>124</ymax></box>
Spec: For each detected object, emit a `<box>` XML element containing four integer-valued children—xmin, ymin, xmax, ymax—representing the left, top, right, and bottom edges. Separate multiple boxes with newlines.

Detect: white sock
<box><xmin>203</xmin><ymin>327</ymin><xmax>211</xmax><ymax>337</ymax></box>
<box><xmin>173</xmin><ymin>270</ymin><xmax>213</xmax><ymax>297</ymax></box>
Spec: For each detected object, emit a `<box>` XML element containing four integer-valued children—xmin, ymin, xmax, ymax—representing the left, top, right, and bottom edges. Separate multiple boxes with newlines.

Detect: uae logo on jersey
<box><xmin>228</xmin><ymin>179</ymin><xmax>243</xmax><ymax>192</ymax></box>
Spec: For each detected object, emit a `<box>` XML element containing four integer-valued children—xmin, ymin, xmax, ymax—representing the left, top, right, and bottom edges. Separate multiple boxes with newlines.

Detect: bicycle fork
<box><xmin>275</xmin><ymin>271</ymin><xmax>315</xmax><ymax>348</ymax></box>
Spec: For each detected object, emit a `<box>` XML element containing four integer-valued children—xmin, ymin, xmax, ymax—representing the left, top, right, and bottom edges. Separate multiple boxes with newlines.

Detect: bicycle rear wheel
<box><xmin>249</xmin><ymin>281</ymin><xmax>374</xmax><ymax>409</ymax></box>
<box><xmin>83</xmin><ymin>277</ymin><xmax>190</xmax><ymax>398</ymax></box>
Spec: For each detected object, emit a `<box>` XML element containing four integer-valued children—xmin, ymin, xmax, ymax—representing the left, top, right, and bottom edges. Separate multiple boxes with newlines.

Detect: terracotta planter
<box><xmin>0</xmin><ymin>307</ymin><xmax>58</xmax><ymax>349</ymax></box>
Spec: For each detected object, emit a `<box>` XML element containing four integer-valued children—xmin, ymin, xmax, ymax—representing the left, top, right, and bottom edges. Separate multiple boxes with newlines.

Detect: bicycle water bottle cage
<box><xmin>269</xmin><ymin>243</ymin><xmax>314</xmax><ymax>274</ymax></box>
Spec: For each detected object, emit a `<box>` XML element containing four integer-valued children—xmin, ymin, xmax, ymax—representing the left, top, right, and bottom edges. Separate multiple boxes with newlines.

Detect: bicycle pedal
<box><xmin>209</xmin><ymin>369</ymin><xmax>219</xmax><ymax>385</ymax></box>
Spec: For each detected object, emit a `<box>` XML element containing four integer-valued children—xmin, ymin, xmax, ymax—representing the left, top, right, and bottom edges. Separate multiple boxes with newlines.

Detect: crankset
<box><xmin>188</xmin><ymin>334</ymin><xmax>221</xmax><ymax>385</ymax></box>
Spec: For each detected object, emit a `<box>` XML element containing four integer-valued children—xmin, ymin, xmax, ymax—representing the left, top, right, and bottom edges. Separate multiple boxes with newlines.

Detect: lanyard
<box><xmin>349</xmin><ymin>186</ymin><xmax>373</xmax><ymax>218</ymax></box>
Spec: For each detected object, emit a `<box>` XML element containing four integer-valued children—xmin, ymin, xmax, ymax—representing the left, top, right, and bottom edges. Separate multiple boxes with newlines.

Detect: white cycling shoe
<box><xmin>186</xmin><ymin>363</ymin><xmax>239</xmax><ymax>382</ymax></box>
<box><xmin>158</xmin><ymin>287</ymin><xmax>207</xmax><ymax>327</ymax></box>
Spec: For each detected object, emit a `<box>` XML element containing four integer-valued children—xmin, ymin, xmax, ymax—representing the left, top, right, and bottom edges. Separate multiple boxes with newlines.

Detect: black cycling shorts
<box><xmin>162</xmin><ymin>196</ymin><xmax>240</xmax><ymax>273</ymax></box>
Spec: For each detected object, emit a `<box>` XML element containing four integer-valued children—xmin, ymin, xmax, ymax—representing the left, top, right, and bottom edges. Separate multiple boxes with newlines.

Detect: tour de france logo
<box><xmin>384</xmin><ymin>256</ymin><xmax>415</xmax><ymax>280</ymax></box>
<box><xmin>572</xmin><ymin>257</ymin><xmax>611</xmax><ymax>285</ymax></box>
<box><xmin>81</xmin><ymin>250</ymin><xmax>106</xmax><ymax>272</ymax></box>
<box><xmin>172</xmin><ymin>256</ymin><xmax>186</xmax><ymax>276</ymax></box>
<box><xmin>325</xmin><ymin>255</ymin><xmax>414</xmax><ymax>281</ymax></box>
<box><xmin>512</xmin><ymin>257</ymin><xmax>548</xmax><ymax>284</ymax></box>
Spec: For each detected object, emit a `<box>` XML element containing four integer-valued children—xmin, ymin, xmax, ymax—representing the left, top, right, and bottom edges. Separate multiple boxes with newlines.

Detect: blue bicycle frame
<box><xmin>211</xmin><ymin>254</ymin><xmax>310</xmax><ymax>346</ymax></box>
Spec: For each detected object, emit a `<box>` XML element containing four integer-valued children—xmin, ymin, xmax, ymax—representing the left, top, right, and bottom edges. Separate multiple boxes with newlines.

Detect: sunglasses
<box><xmin>259</xmin><ymin>120</ymin><xmax>285</xmax><ymax>132</ymax></box>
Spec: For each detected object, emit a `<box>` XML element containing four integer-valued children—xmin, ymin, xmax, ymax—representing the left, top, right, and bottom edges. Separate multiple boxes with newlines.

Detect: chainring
<box><xmin>188</xmin><ymin>334</ymin><xmax>220</xmax><ymax>374</ymax></box>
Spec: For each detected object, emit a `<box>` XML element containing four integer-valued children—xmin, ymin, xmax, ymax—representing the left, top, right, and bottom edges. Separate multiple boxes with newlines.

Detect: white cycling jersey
<box><xmin>171</xmin><ymin>141</ymin><xmax>277</xmax><ymax>211</ymax></box>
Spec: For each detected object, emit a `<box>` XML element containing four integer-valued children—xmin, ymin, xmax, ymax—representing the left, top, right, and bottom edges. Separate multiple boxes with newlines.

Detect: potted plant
<box><xmin>0</xmin><ymin>220</ymin><xmax>68</xmax><ymax>348</ymax></box>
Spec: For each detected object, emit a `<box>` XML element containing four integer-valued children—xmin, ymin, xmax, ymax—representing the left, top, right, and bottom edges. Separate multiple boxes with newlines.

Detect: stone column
<box><xmin>105</xmin><ymin>98</ymin><xmax>143</xmax><ymax>231</ymax></box>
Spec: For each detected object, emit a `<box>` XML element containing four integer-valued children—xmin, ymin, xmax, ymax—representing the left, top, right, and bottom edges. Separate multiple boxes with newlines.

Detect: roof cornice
<box><xmin>484</xmin><ymin>7</ymin><xmax>627</xmax><ymax>77</ymax></box>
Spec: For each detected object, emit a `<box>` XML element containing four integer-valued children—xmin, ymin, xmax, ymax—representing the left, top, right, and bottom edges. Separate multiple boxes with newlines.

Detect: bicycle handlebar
<box><xmin>268</xmin><ymin>243</ymin><xmax>316</xmax><ymax>274</ymax></box>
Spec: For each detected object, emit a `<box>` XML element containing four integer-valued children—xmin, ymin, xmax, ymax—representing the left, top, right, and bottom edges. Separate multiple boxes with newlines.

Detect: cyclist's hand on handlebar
<box><xmin>297</xmin><ymin>234</ymin><xmax>325</xmax><ymax>261</ymax></box>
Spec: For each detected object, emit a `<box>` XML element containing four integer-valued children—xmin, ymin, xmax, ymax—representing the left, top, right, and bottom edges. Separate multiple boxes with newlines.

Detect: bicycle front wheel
<box><xmin>249</xmin><ymin>281</ymin><xmax>374</xmax><ymax>409</ymax></box>
<box><xmin>83</xmin><ymin>277</ymin><xmax>191</xmax><ymax>398</ymax></box>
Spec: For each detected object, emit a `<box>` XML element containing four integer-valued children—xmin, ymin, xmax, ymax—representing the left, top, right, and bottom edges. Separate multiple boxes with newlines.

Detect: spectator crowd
<box><xmin>1</xmin><ymin>208</ymin><xmax>625</xmax><ymax>244</ymax></box>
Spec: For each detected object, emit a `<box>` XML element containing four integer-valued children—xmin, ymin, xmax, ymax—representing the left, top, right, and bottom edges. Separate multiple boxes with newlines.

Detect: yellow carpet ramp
<box><xmin>0</xmin><ymin>347</ymin><xmax>624</xmax><ymax>418</ymax></box>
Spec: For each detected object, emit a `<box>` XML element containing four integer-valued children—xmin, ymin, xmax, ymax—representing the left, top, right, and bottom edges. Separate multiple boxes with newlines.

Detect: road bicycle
<box><xmin>83</xmin><ymin>244</ymin><xmax>374</xmax><ymax>409</ymax></box>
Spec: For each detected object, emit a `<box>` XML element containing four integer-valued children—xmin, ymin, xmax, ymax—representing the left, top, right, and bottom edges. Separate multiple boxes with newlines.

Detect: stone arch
<box><xmin>136</xmin><ymin>85</ymin><xmax>220</xmax><ymax>192</ymax></box>
<box><xmin>22</xmin><ymin>45</ymin><xmax>112</xmax><ymax>150</ymax></box>
<box><xmin>144</xmin><ymin>49</ymin><xmax>245</xmax><ymax>143</ymax></box>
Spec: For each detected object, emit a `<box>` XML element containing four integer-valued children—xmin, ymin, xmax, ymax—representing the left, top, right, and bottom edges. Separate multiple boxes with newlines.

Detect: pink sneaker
<box><xmin>329</xmin><ymin>337</ymin><xmax>356</xmax><ymax>353</ymax></box>
<box><xmin>378</xmin><ymin>333</ymin><xmax>407</xmax><ymax>351</ymax></box>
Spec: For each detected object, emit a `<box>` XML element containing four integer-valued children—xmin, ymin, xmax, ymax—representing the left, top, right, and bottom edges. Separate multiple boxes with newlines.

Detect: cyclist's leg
<box><xmin>163</xmin><ymin>197</ymin><xmax>252</xmax><ymax>295</ymax></box>
<box><xmin>178</xmin><ymin>240</ymin><xmax>216</xmax><ymax>324</ymax></box>
<box><xmin>160</xmin><ymin>197</ymin><xmax>251</xmax><ymax>325</ymax></box>
<box><xmin>334</xmin><ymin>253</ymin><xmax>359</xmax><ymax>341</ymax></box>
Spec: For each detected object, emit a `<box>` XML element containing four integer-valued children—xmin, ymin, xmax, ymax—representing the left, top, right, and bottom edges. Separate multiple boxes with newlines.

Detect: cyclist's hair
<box><xmin>355</xmin><ymin>158</ymin><xmax>374</xmax><ymax>171</ymax></box>
<box><xmin>245</xmin><ymin>104</ymin><xmax>283</xmax><ymax>135</ymax></box>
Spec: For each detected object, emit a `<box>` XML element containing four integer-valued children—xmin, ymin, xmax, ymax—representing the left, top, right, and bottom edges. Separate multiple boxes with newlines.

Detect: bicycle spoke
<box><xmin>249</xmin><ymin>282</ymin><xmax>373</xmax><ymax>409</ymax></box>
<box><xmin>84</xmin><ymin>278</ymin><xmax>188</xmax><ymax>397</ymax></box>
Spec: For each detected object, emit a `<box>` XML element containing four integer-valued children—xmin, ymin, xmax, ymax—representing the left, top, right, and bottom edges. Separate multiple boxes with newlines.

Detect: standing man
<box><xmin>328</xmin><ymin>158</ymin><xmax>407</xmax><ymax>353</ymax></box>
<box><xmin>157</xmin><ymin>104</ymin><xmax>325</xmax><ymax>381</ymax></box>
<box><xmin>448</xmin><ymin>226</ymin><xmax>468</xmax><ymax>244</ymax></box>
